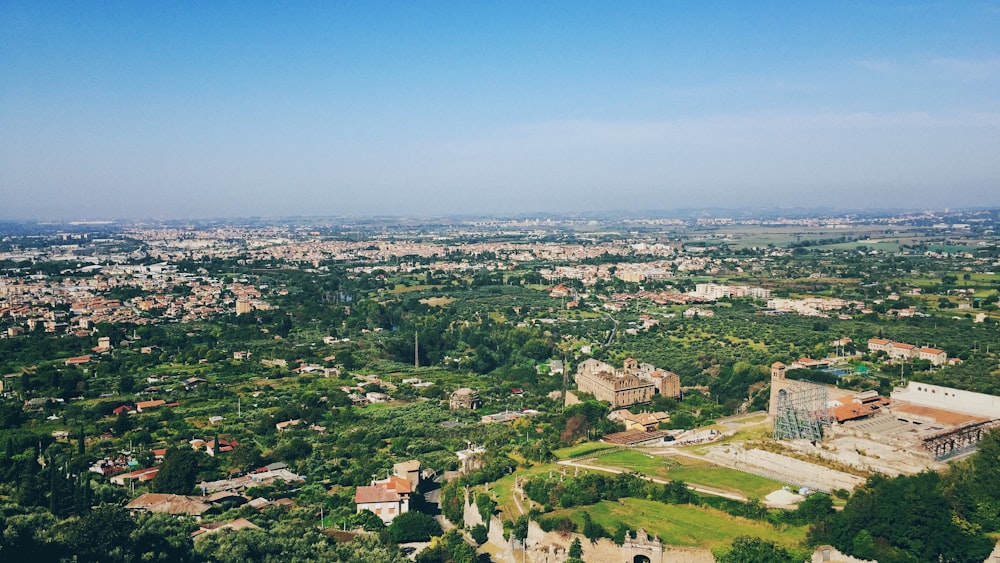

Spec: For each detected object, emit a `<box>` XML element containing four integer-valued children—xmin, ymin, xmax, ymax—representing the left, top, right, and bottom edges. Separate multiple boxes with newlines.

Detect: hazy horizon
<box><xmin>2</xmin><ymin>2</ymin><xmax>999</xmax><ymax>220</ymax></box>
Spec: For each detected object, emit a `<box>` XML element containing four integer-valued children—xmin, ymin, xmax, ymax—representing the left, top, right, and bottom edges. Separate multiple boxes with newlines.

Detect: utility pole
<box><xmin>414</xmin><ymin>332</ymin><xmax>419</xmax><ymax>368</ymax></box>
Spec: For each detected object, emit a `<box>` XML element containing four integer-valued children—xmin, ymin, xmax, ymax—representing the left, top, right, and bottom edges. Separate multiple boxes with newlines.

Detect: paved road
<box><xmin>603</xmin><ymin>313</ymin><xmax>619</xmax><ymax>347</ymax></box>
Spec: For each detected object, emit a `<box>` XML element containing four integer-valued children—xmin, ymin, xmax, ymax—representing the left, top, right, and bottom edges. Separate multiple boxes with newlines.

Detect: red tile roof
<box><xmin>355</xmin><ymin>485</ymin><xmax>400</xmax><ymax>504</ymax></box>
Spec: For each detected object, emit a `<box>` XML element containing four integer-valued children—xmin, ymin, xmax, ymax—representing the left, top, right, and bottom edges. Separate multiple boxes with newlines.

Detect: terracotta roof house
<box><xmin>136</xmin><ymin>399</ymin><xmax>167</xmax><ymax>412</ymax></box>
<box><xmin>393</xmin><ymin>459</ymin><xmax>421</xmax><ymax>490</ymax></box>
<box><xmin>355</xmin><ymin>475</ymin><xmax>412</xmax><ymax>524</ymax></box>
<box><xmin>204</xmin><ymin>491</ymin><xmax>247</xmax><ymax>506</ymax></box>
<box><xmin>190</xmin><ymin>517</ymin><xmax>259</xmax><ymax>538</ymax></box>
<box><xmin>831</xmin><ymin>402</ymin><xmax>881</xmax><ymax>423</ymax></box>
<box><xmin>601</xmin><ymin>429</ymin><xmax>670</xmax><ymax>446</ymax></box>
<box><xmin>867</xmin><ymin>338</ymin><xmax>891</xmax><ymax>352</ymax></box>
<box><xmin>110</xmin><ymin>467</ymin><xmax>160</xmax><ymax>486</ymax></box>
<box><xmin>275</xmin><ymin>419</ymin><xmax>301</xmax><ymax>432</ymax></box>
<box><xmin>918</xmin><ymin>346</ymin><xmax>948</xmax><ymax>366</ymax></box>
<box><xmin>125</xmin><ymin>493</ymin><xmax>213</xmax><ymax>517</ymax></box>
<box><xmin>610</xmin><ymin>410</ymin><xmax>670</xmax><ymax>432</ymax></box>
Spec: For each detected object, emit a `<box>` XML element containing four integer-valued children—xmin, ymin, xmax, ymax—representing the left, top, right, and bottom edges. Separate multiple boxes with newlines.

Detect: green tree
<box><xmin>388</xmin><ymin>511</ymin><xmax>443</xmax><ymax>543</ymax></box>
<box><xmin>470</xmin><ymin>523</ymin><xmax>488</xmax><ymax>545</ymax></box>
<box><xmin>714</xmin><ymin>536</ymin><xmax>797</xmax><ymax>563</ymax></box>
<box><xmin>828</xmin><ymin>471</ymin><xmax>994</xmax><ymax>563</ymax></box>
<box><xmin>113</xmin><ymin>410</ymin><xmax>132</xmax><ymax>436</ymax></box>
<box><xmin>475</xmin><ymin>491</ymin><xmax>496</xmax><ymax>527</ymax></box>
<box><xmin>568</xmin><ymin>537</ymin><xmax>583</xmax><ymax>558</ymax></box>
<box><xmin>612</xmin><ymin>523</ymin><xmax>628</xmax><ymax>545</ymax></box>
<box><xmin>358</xmin><ymin>509</ymin><xmax>385</xmax><ymax>531</ymax></box>
<box><xmin>0</xmin><ymin>505</ymin><xmax>64</xmax><ymax>561</ymax></box>
<box><xmin>151</xmin><ymin>447</ymin><xmax>199</xmax><ymax>495</ymax></box>
<box><xmin>228</xmin><ymin>443</ymin><xmax>263</xmax><ymax>473</ymax></box>
<box><xmin>581</xmin><ymin>512</ymin><xmax>604</xmax><ymax>543</ymax></box>
<box><xmin>795</xmin><ymin>493</ymin><xmax>834</xmax><ymax>523</ymax></box>
<box><xmin>118</xmin><ymin>374</ymin><xmax>136</xmax><ymax>394</ymax></box>
<box><xmin>130</xmin><ymin>512</ymin><xmax>198</xmax><ymax>562</ymax></box>
<box><xmin>948</xmin><ymin>429</ymin><xmax>1000</xmax><ymax>531</ymax></box>
<box><xmin>59</xmin><ymin>503</ymin><xmax>137</xmax><ymax>563</ymax></box>
<box><xmin>511</xmin><ymin>514</ymin><xmax>529</xmax><ymax>545</ymax></box>
<box><xmin>439</xmin><ymin>479</ymin><xmax>464</xmax><ymax>526</ymax></box>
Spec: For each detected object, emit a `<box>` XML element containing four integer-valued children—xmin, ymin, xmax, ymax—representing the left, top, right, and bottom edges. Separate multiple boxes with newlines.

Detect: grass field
<box><xmin>490</xmin><ymin>464</ymin><xmax>552</xmax><ymax>520</ymax></box>
<box><xmin>547</xmin><ymin>498</ymin><xmax>807</xmax><ymax>550</ymax></box>
<box><xmin>820</xmin><ymin>241</ymin><xmax>902</xmax><ymax>252</ymax></box>
<box><xmin>553</xmin><ymin>442</ymin><xmax>618</xmax><ymax>459</ymax></box>
<box><xmin>389</xmin><ymin>284</ymin><xmax>445</xmax><ymax>294</ymax></box>
<box><xmin>419</xmin><ymin>296</ymin><xmax>455</xmax><ymax>306</ymax></box>
<box><xmin>590</xmin><ymin>450</ymin><xmax>788</xmax><ymax>498</ymax></box>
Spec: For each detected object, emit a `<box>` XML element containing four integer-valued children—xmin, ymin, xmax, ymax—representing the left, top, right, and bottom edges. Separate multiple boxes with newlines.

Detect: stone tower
<box><xmin>768</xmin><ymin>362</ymin><xmax>787</xmax><ymax>416</ymax></box>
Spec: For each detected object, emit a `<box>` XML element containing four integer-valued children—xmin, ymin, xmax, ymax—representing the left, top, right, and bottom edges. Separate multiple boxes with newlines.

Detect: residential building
<box><xmin>868</xmin><ymin>338</ymin><xmax>947</xmax><ymax>365</ymax></box>
<box><xmin>918</xmin><ymin>346</ymin><xmax>948</xmax><ymax>366</ymax></box>
<box><xmin>125</xmin><ymin>493</ymin><xmax>213</xmax><ymax>518</ymax></box>
<box><xmin>866</xmin><ymin>338</ymin><xmax>891</xmax><ymax>353</ymax></box>
<box><xmin>610</xmin><ymin>409</ymin><xmax>670</xmax><ymax>431</ymax></box>
<box><xmin>393</xmin><ymin>459</ymin><xmax>421</xmax><ymax>491</ymax></box>
<box><xmin>355</xmin><ymin>475</ymin><xmax>411</xmax><ymax>524</ymax></box>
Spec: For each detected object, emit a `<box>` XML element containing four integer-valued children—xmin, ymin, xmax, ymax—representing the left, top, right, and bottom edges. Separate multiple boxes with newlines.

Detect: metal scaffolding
<box><xmin>923</xmin><ymin>419</ymin><xmax>1000</xmax><ymax>460</ymax></box>
<box><xmin>773</xmin><ymin>384</ymin><xmax>834</xmax><ymax>441</ymax></box>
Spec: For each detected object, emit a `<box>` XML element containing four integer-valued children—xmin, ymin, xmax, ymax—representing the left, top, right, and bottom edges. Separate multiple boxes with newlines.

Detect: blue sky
<box><xmin>2</xmin><ymin>1</ymin><xmax>999</xmax><ymax>219</ymax></box>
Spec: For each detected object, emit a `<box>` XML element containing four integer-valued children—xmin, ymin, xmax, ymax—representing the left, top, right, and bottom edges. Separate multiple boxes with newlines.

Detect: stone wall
<box><xmin>479</xmin><ymin>514</ymin><xmax>714</xmax><ymax>563</ymax></box>
<box><xmin>811</xmin><ymin>545</ymin><xmax>876</xmax><ymax>563</ymax></box>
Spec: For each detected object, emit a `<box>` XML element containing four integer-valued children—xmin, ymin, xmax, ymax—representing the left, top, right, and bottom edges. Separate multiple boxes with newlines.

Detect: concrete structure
<box><xmin>456</xmin><ymin>445</ymin><xmax>486</xmax><ymax>474</ymax></box>
<box><xmin>393</xmin><ymin>459</ymin><xmax>421</xmax><ymax>490</ymax></box>
<box><xmin>464</xmin><ymin>491</ymin><xmax>715</xmax><ymax>563</ymax></box>
<box><xmin>812</xmin><ymin>545</ymin><xmax>876</xmax><ymax>563</ymax></box>
<box><xmin>449</xmin><ymin>387</ymin><xmax>482</xmax><ymax>410</ymax></box>
<box><xmin>891</xmin><ymin>382</ymin><xmax>1000</xmax><ymax>420</ymax></box>
<box><xmin>690</xmin><ymin>282</ymin><xmax>770</xmax><ymax>301</ymax></box>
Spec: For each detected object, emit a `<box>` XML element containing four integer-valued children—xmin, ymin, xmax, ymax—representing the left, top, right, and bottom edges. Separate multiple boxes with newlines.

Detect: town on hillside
<box><xmin>2</xmin><ymin>210</ymin><xmax>1000</xmax><ymax>562</ymax></box>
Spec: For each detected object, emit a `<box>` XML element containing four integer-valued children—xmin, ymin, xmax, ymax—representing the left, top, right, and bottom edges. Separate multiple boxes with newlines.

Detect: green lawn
<box><xmin>821</xmin><ymin>241</ymin><xmax>901</xmax><ymax>252</ymax></box>
<box><xmin>491</xmin><ymin>464</ymin><xmax>553</xmax><ymax>520</ymax></box>
<box><xmin>592</xmin><ymin>450</ymin><xmax>678</xmax><ymax>478</ymax></box>
<box><xmin>389</xmin><ymin>284</ymin><xmax>445</xmax><ymax>294</ymax></box>
<box><xmin>591</xmin><ymin>450</ymin><xmax>788</xmax><ymax>498</ymax></box>
<box><xmin>666</xmin><ymin>467</ymin><xmax>787</xmax><ymax>498</ymax></box>
<box><xmin>553</xmin><ymin>442</ymin><xmax>617</xmax><ymax>460</ymax></box>
<box><xmin>548</xmin><ymin>498</ymin><xmax>807</xmax><ymax>550</ymax></box>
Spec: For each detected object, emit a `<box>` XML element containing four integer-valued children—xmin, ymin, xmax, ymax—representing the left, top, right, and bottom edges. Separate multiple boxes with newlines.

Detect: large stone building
<box><xmin>575</xmin><ymin>358</ymin><xmax>675</xmax><ymax>408</ymax></box>
<box><xmin>868</xmin><ymin>338</ymin><xmax>948</xmax><ymax>366</ymax></box>
<box><xmin>618</xmin><ymin>358</ymin><xmax>681</xmax><ymax>399</ymax></box>
<box><xmin>449</xmin><ymin>387</ymin><xmax>482</xmax><ymax>410</ymax></box>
